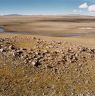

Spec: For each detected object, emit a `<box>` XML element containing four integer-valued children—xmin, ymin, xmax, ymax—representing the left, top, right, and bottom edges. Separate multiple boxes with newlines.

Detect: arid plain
<box><xmin>0</xmin><ymin>16</ymin><xmax>95</xmax><ymax>96</ymax></box>
<box><xmin>0</xmin><ymin>16</ymin><xmax>95</xmax><ymax>47</ymax></box>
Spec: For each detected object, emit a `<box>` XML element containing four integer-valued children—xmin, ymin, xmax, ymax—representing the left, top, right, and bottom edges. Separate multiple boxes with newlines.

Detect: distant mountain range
<box><xmin>1</xmin><ymin>14</ymin><xmax>93</xmax><ymax>17</ymax></box>
<box><xmin>3</xmin><ymin>14</ymin><xmax>23</xmax><ymax>16</ymax></box>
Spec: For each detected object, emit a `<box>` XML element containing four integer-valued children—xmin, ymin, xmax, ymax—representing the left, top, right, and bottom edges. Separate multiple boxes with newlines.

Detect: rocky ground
<box><xmin>0</xmin><ymin>37</ymin><xmax>95</xmax><ymax>96</ymax></box>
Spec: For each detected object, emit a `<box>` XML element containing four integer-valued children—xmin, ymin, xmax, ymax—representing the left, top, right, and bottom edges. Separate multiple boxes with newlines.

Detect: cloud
<box><xmin>79</xmin><ymin>3</ymin><xmax>88</xmax><ymax>9</ymax></box>
<box><xmin>78</xmin><ymin>2</ymin><xmax>95</xmax><ymax>14</ymax></box>
<box><xmin>88</xmin><ymin>5</ymin><xmax>95</xmax><ymax>13</ymax></box>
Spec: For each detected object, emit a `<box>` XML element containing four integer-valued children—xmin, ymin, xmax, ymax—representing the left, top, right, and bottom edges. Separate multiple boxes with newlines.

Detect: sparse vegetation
<box><xmin>0</xmin><ymin>37</ymin><xmax>95</xmax><ymax>96</ymax></box>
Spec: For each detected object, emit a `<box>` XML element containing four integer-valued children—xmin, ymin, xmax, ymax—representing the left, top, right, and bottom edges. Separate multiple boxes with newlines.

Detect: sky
<box><xmin>0</xmin><ymin>0</ymin><xmax>95</xmax><ymax>15</ymax></box>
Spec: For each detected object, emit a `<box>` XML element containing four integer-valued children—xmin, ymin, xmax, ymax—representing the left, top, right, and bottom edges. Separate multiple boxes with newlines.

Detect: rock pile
<box><xmin>0</xmin><ymin>38</ymin><xmax>95</xmax><ymax>68</ymax></box>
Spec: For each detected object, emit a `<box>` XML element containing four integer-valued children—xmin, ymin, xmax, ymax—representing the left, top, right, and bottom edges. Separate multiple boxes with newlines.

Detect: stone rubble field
<box><xmin>0</xmin><ymin>37</ymin><xmax>95</xmax><ymax>96</ymax></box>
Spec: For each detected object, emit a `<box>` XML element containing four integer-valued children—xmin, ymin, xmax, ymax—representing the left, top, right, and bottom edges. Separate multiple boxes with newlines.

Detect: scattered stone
<box><xmin>31</xmin><ymin>61</ymin><xmax>36</xmax><ymax>66</ymax></box>
<box><xmin>0</xmin><ymin>38</ymin><xmax>95</xmax><ymax>96</ymax></box>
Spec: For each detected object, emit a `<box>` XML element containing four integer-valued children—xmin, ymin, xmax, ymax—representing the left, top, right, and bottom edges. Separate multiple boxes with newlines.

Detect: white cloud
<box><xmin>79</xmin><ymin>3</ymin><xmax>88</xmax><ymax>9</ymax></box>
<box><xmin>88</xmin><ymin>5</ymin><xmax>95</xmax><ymax>13</ymax></box>
<box><xmin>78</xmin><ymin>3</ymin><xmax>95</xmax><ymax>14</ymax></box>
